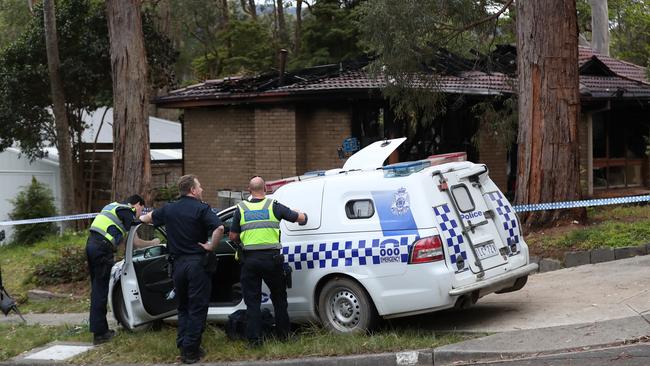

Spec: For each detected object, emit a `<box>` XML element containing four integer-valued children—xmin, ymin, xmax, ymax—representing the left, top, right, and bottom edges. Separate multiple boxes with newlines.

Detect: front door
<box><xmin>120</xmin><ymin>224</ymin><xmax>177</xmax><ymax>328</ymax></box>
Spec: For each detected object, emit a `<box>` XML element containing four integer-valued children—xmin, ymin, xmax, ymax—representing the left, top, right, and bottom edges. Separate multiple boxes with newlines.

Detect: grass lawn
<box><xmin>0</xmin><ymin>231</ymin><xmax>90</xmax><ymax>313</ymax></box>
<box><xmin>72</xmin><ymin>323</ymin><xmax>472</xmax><ymax>364</ymax></box>
<box><xmin>525</xmin><ymin>205</ymin><xmax>650</xmax><ymax>259</ymax></box>
<box><xmin>0</xmin><ymin>323</ymin><xmax>88</xmax><ymax>361</ymax></box>
<box><xmin>1</xmin><ymin>322</ymin><xmax>473</xmax><ymax>363</ymax></box>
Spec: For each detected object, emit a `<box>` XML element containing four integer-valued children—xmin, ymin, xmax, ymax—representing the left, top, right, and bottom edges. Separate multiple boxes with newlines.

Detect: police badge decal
<box><xmin>391</xmin><ymin>187</ymin><xmax>410</xmax><ymax>216</ymax></box>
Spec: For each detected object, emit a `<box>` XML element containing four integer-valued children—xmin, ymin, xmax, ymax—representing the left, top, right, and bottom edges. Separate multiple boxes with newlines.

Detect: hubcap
<box><xmin>328</xmin><ymin>288</ymin><xmax>361</xmax><ymax>331</ymax></box>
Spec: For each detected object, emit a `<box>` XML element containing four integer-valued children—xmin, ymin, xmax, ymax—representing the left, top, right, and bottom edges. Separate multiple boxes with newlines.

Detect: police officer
<box><xmin>140</xmin><ymin>175</ymin><xmax>224</xmax><ymax>364</ymax></box>
<box><xmin>229</xmin><ymin>176</ymin><xmax>307</xmax><ymax>347</ymax></box>
<box><xmin>86</xmin><ymin>194</ymin><xmax>152</xmax><ymax>345</ymax></box>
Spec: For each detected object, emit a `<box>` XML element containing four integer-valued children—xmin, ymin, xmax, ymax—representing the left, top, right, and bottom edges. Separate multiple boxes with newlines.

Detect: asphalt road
<box><xmin>470</xmin><ymin>344</ymin><xmax>650</xmax><ymax>366</ymax></box>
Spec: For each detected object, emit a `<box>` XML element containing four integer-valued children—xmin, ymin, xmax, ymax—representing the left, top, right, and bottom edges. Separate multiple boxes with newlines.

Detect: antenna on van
<box><xmin>381</xmin><ymin>139</ymin><xmax>391</xmax><ymax>147</ymax></box>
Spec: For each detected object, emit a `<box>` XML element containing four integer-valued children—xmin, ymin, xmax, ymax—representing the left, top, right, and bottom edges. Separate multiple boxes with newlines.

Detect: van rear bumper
<box><xmin>448</xmin><ymin>263</ymin><xmax>539</xmax><ymax>296</ymax></box>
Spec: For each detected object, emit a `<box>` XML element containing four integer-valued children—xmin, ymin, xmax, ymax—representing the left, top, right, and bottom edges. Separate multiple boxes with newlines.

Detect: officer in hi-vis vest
<box><xmin>229</xmin><ymin>176</ymin><xmax>307</xmax><ymax>348</ymax></box>
<box><xmin>86</xmin><ymin>195</ymin><xmax>156</xmax><ymax>345</ymax></box>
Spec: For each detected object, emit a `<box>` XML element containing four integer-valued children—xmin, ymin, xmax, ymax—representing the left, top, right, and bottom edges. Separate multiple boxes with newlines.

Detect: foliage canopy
<box><xmin>0</xmin><ymin>0</ymin><xmax>176</xmax><ymax>160</ymax></box>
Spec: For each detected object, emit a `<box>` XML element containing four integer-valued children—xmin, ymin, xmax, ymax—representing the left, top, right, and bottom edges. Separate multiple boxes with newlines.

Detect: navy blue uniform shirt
<box><xmin>152</xmin><ymin>195</ymin><xmax>223</xmax><ymax>256</ymax></box>
<box><xmin>230</xmin><ymin>198</ymin><xmax>299</xmax><ymax>234</ymax></box>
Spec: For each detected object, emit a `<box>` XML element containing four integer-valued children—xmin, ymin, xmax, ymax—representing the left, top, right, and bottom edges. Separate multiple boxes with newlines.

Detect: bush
<box><xmin>154</xmin><ymin>184</ymin><xmax>179</xmax><ymax>204</ymax></box>
<box><xmin>32</xmin><ymin>246</ymin><xmax>88</xmax><ymax>286</ymax></box>
<box><xmin>9</xmin><ymin>177</ymin><xmax>58</xmax><ymax>244</ymax></box>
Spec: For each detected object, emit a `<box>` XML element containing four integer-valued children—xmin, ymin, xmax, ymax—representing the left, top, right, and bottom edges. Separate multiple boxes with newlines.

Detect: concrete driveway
<box><xmin>390</xmin><ymin>255</ymin><xmax>650</xmax><ymax>333</ymax></box>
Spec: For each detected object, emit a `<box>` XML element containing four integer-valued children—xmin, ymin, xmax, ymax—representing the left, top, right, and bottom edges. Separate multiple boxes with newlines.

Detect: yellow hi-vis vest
<box><xmin>238</xmin><ymin>198</ymin><xmax>281</xmax><ymax>250</ymax></box>
<box><xmin>89</xmin><ymin>202</ymin><xmax>134</xmax><ymax>248</ymax></box>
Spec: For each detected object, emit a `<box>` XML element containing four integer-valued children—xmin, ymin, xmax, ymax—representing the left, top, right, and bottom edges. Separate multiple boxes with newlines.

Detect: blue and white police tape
<box><xmin>0</xmin><ymin>207</ymin><xmax>159</xmax><ymax>227</ymax></box>
<box><xmin>513</xmin><ymin>195</ymin><xmax>650</xmax><ymax>213</ymax></box>
<box><xmin>2</xmin><ymin>195</ymin><xmax>650</xmax><ymax>226</ymax></box>
<box><xmin>0</xmin><ymin>213</ymin><xmax>99</xmax><ymax>227</ymax></box>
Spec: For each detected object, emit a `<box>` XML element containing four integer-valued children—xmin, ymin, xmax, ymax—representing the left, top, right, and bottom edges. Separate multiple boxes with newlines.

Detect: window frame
<box><xmin>345</xmin><ymin>199</ymin><xmax>376</xmax><ymax>219</ymax></box>
<box><xmin>450</xmin><ymin>184</ymin><xmax>476</xmax><ymax>213</ymax></box>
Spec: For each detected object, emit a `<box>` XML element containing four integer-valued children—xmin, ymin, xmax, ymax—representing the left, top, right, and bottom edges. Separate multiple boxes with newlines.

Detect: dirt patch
<box><xmin>525</xmin><ymin>222</ymin><xmax>588</xmax><ymax>260</ymax></box>
<box><xmin>42</xmin><ymin>281</ymin><xmax>89</xmax><ymax>298</ymax></box>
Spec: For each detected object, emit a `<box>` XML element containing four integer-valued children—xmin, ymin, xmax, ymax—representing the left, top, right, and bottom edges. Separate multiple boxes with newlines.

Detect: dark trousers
<box><xmin>86</xmin><ymin>236</ymin><xmax>114</xmax><ymax>336</ymax></box>
<box><xmin>240</xmin><ymin>250</ymin><xmax>289</xmax><ymax>343</ymax></box>
<box><xmin>173</xmin><ymin>256</ymin><xmax>211</xmax><ymax>355</ymax></box>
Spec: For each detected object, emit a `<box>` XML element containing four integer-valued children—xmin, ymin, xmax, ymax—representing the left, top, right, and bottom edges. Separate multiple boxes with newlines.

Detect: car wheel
<box><xmin>112</xmin><ymin>285</ymin><xmax>164</xmax><ymax>332</ymax></box>
<box><xmin>317</xmin><ymin>277</ymin><xmax>377</xmax><ymax>333</ymax></box>
<box><xmin>112</xmin><ymin>285</ymin><xmax>133</xmax><ymax>331</ymax></box>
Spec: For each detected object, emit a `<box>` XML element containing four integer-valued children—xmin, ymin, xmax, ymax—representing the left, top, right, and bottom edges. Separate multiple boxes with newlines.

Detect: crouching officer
<box><xmin>140</xmin><ymin>174</ymin><xmax>224</xmax><ymax>364</ymax></box>
<box><xmin>86</xmin><ymin>195</ymin><xmax>149</xmax><ymax>345</ymax></box>
<box><xmin>229</xmin><ymin>176</ymin><xmax>307</xmax><ymax>347</ymax></box>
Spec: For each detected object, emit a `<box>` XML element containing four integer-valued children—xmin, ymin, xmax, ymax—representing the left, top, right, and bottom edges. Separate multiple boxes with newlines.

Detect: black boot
<box><xmin>93</xmin><ymin>329</ymin><xmax>116</xmax><ymax>345</ymax></box>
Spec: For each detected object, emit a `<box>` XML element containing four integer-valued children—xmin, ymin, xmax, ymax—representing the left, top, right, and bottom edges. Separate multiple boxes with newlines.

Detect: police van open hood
<box><xmin>342</xmin><ymin>137</ymin><xmax>406</xmax><ymax>171</ymax></box>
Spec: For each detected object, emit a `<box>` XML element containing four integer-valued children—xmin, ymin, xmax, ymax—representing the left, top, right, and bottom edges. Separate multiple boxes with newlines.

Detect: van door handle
<box><xmin>464</xmin><ymin>219</ymin><xmax>489</xmax><ymax>234</ymax></box>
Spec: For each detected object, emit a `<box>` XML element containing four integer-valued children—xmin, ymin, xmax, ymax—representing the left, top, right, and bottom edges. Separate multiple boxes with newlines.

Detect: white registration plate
<box><xmin>475</xmin><ymin>242</ymin><xmax>498</xmax><ymax>260</ymax></box>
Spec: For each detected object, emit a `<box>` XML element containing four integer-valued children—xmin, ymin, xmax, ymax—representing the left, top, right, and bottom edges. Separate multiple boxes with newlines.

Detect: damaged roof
<box><xmin>154</xmin><ymin>46</ymin><xmax>649</xmax><ymax>108</ymax></box>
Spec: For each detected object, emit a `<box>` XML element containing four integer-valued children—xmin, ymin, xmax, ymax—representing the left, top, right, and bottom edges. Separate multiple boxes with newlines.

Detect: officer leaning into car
<box><xmin>229</xmin><ymin>176</ymin><xmax>307</xmax><ymax>348</ymax></box>
<box><xmin>140</xmin><ymin>174</ymin><xmax>224</xmax><ymax>364</ymax></box>
<box><xmin>86</xmin><ymin>194</ymin><xmax>157</xmax><ymax>345</ymax></box>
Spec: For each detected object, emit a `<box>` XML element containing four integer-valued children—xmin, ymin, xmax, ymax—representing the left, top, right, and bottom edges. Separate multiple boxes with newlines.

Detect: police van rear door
<box><xmin>434</xmin><ymin>164</ymin><xmax>509</xmax><ymax>279</ymax></box>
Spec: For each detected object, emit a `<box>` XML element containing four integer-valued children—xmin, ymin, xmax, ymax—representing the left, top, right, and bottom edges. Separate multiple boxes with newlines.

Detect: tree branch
<box><xmin>458</xmin><ymin>0</ymin><xmax>513</xmax><ymax>32</ymax></box>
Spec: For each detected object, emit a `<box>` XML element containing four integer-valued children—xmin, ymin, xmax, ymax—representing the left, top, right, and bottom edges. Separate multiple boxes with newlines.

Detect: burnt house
<box><xmin>153</xmin><ymin>46</ymin><xmax>650</xmax><ymax>206</ymax></box>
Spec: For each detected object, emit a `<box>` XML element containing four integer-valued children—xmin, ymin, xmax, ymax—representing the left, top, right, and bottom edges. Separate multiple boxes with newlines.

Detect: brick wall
<box><xmin>183</xmin><ymin>104</ymin><xmax>353</xmax><ymax>207</ymax></box>
<box><xmin>477</xmin><ymin>130</ymin><xmax>508</xmax><ymax>192</ymax></box>
<box><xmin>184</xmin><ymin>107</ymin><xmax>255</xmax><ymax>205</ymax></box>
<box><xmin>296</xmin><ymin>106</ymin><xmax>352</xmax><ymax>173</ymax></box>
<box><xmin>254</xmin><ymin>106</ymin><xmax>297</xmax><ymax>181</ymax></box>
<box><xmin>152</xmin><ymin>162</ymin><xmax>182</xmax><ymax>189</ymax></box>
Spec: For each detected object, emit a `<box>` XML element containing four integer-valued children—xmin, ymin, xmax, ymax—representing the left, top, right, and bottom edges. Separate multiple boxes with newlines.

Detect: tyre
<box><xmin>112</xmin><ymin>285</ymin><xmax>164</xmax><ymax>332</ymax></box>
<box><xmin>317</xmin><ymin>277</ymin><xmax>378</xmax><ymax>333</ymax></box>
<box><xmin>112</xmin><ymin>285</ymin><xmax>132</xmax><ymax>331</ymax></box>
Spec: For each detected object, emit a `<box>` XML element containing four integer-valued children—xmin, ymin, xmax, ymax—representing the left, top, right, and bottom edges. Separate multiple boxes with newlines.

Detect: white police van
<box><xmin>108</xmin><ymin>138</ymin><xmax>538</xmax><ymax>333</ymax></box>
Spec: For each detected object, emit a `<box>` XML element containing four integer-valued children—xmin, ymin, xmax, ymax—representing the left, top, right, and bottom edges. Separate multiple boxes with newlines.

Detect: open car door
<box><xmin>118</xmin><ymin>224</ymin><xmax>178</xmax><ymax>328</ymax></box>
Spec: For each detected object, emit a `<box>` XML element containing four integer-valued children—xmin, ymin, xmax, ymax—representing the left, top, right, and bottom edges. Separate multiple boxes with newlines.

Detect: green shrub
<box><xmin>31</xmin><ymin>246</ymin><xmax>88</xmax><ymax>286</ymax></box>
<box><xmin>9</xmin><ymin>177</ymin><xmax>58</xmax><ymax>244</ymax></box>
<box><xmin>154</xmin><ymin>184</ymin><xmax>179</xmax><ymax>204</ymax></box>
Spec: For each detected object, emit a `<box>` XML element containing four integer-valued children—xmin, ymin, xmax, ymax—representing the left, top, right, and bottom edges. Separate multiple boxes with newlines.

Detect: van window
<box><xmin>451</xmin><ymin>185</ymin><xmax>475</xmax><ymax>213</ymax></box>
<box><xmin>345</xmin><ymin>200</ymin><xmax>375</xmax><ymax>219</ymax></box>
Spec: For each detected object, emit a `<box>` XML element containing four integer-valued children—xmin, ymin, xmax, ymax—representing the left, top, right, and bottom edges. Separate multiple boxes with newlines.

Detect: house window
<box><xmin>592</xmin><ymin>113</ymin><xmax>647</xmax><ymax>189</ymax></box>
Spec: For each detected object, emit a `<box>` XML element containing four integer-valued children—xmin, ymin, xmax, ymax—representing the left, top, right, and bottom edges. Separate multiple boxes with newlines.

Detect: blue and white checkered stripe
<box><xmin>282</xmin><ymin>238</ymin><xmax>411</xmax><ymax>271</ymax></box>
<box><xmin>487</xmin><ymin>191</ymin><xmax>520</xmax><ymax>251</ymax></box>
<box><xmin>433</xmin><ymin>204</ymin><xmax>467</xmax><ymax>265</ymax></box>
<box><xmin>512</xmin><ymin>195</ymin><xmax>650</xmax><ymax>212</ymax></box>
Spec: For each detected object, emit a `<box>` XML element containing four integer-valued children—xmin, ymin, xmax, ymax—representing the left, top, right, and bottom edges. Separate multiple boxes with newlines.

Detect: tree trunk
<box><xmin>248</xmin><ymin>0</ymin><xmax>257</xmax><ymax>20</ymax></box>
<box><xmin>294</xmin><ymin>0</ymin><xmax>303</xmax><ymax>55</ymax></box>
<box><xmin>106</xmin><ymin>0</ymin><xmax>152</xmax><ymax>204</ymax></box>
<box><xmin>220</xmin><ymin>0</ymin><xmax>229</xmax><ymax>27</ymax></box>
<box><xmin>240</xmin><ymin>0</ymin><xmax>257</xmax><ymax>20</ymax></box>
<box><xmin>43</xmin><ymin>0</ymin><xmax>75</xmax><ymax>228</ymax></box>
<box><xmin>589</xmin><ymin>0</ymin><xmax>609</xmax><ymax>56</ymax></box>
<box><xmin>218</xmin><ymin>0</ymin><xmax>231</xmax><ymax>57</ymax></box>
<box><xmin>276</xmin><ymin>0</ymin><xmax>287</xmax><ymax>46</ymax></box>
<box><xmin>515</xmin><ymin>0</ymin><xmax>583</xmax><ymax>228</ymax></box>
